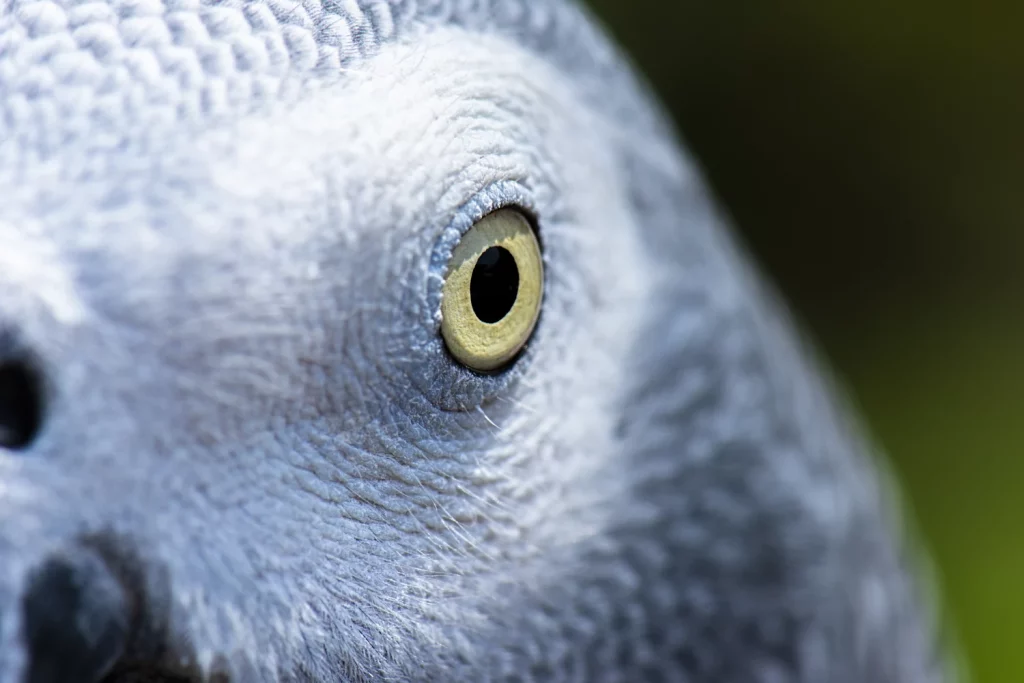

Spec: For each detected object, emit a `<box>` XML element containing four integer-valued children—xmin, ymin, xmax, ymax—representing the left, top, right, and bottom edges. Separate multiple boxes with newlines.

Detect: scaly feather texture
<box><xmin>0</xmin><ymin>1</ymin><xmax>956</xmax><ymax>681</ymax></box>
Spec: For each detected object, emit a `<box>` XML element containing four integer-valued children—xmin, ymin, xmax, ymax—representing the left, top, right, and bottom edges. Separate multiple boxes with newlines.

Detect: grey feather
<box><xmin>0</xmin><ymin>0</ymin><xmax>955</xmax><ymax>681</ymax></box>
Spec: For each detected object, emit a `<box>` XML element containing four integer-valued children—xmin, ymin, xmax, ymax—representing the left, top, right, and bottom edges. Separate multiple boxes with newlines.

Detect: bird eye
<box><xmin>440</xmin><ymin>208</ymin><xmax>544</xmax><ymax>372</ymax></box>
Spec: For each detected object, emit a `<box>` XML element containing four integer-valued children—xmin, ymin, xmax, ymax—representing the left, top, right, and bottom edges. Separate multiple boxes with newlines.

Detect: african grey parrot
<box><xmin>0</xmin><ymin>0</ymin><xmax>956</xmax><ymax>681</ymax></box>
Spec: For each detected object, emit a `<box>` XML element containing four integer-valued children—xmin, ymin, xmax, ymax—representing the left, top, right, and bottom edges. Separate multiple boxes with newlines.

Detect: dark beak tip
<box><xmin>21</xmin><ymin>546</ymin><xmax>130</xmax><ymax>683</ymax></box>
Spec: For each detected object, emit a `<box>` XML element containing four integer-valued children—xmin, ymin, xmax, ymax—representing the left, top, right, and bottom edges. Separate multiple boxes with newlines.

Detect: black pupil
<box><xmin>470</xmin><ymin>247</ymin><xmax>520</xmax><ymax>324</ymax></box>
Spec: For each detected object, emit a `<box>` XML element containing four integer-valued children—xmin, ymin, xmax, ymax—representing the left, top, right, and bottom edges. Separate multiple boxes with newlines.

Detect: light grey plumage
<box><xmin>0</xmin><ymin>0</ymin><xmax>954</xmax><ymax>681</ymax></box>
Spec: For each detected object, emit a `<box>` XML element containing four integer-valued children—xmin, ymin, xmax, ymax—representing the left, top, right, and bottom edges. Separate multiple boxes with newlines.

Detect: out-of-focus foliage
<box><xmin>583</xmin><ymin>1</ymin><xmax>1023</xmax><ymax>680</ymax></box>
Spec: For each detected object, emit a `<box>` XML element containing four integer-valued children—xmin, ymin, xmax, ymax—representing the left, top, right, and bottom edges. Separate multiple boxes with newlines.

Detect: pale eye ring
<box><xmin>440</xmin><ymin>208</ymin><xmax>544</xmax><ymax>372</ymax></box>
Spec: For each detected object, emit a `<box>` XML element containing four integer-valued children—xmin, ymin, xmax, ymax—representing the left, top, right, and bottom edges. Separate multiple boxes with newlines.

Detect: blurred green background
<box><xmin>582</xmin><ymin>1</ymin><xmax>1022</xmax><ymax>680</ymax></box>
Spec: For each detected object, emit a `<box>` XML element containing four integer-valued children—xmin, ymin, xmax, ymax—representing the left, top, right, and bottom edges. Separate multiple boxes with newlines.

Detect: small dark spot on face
<box><xmin>0</xmin><ymin>357</ymin><xmax>45</xmax><ymax>451</ymax></box>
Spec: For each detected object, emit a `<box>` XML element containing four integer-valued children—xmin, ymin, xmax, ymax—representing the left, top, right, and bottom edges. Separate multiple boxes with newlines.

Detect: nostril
<box><xmin>0</xmin><ymin>358</ymin><xmax>45</xmax><ymax>450</ymax></box>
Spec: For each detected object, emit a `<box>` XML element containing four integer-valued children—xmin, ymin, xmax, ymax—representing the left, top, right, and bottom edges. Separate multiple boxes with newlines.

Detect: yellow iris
<box><xmin>440</xmin><ymin>208</ymin><xmax>544</xmax><ymax>372</ymax></box>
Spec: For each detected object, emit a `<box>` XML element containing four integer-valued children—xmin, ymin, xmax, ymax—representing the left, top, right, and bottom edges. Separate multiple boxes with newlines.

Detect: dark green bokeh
<box><xmin>583</xmin><ymin>2</ymin><xmax>1023</xmax><ymax>680</ymax></box>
